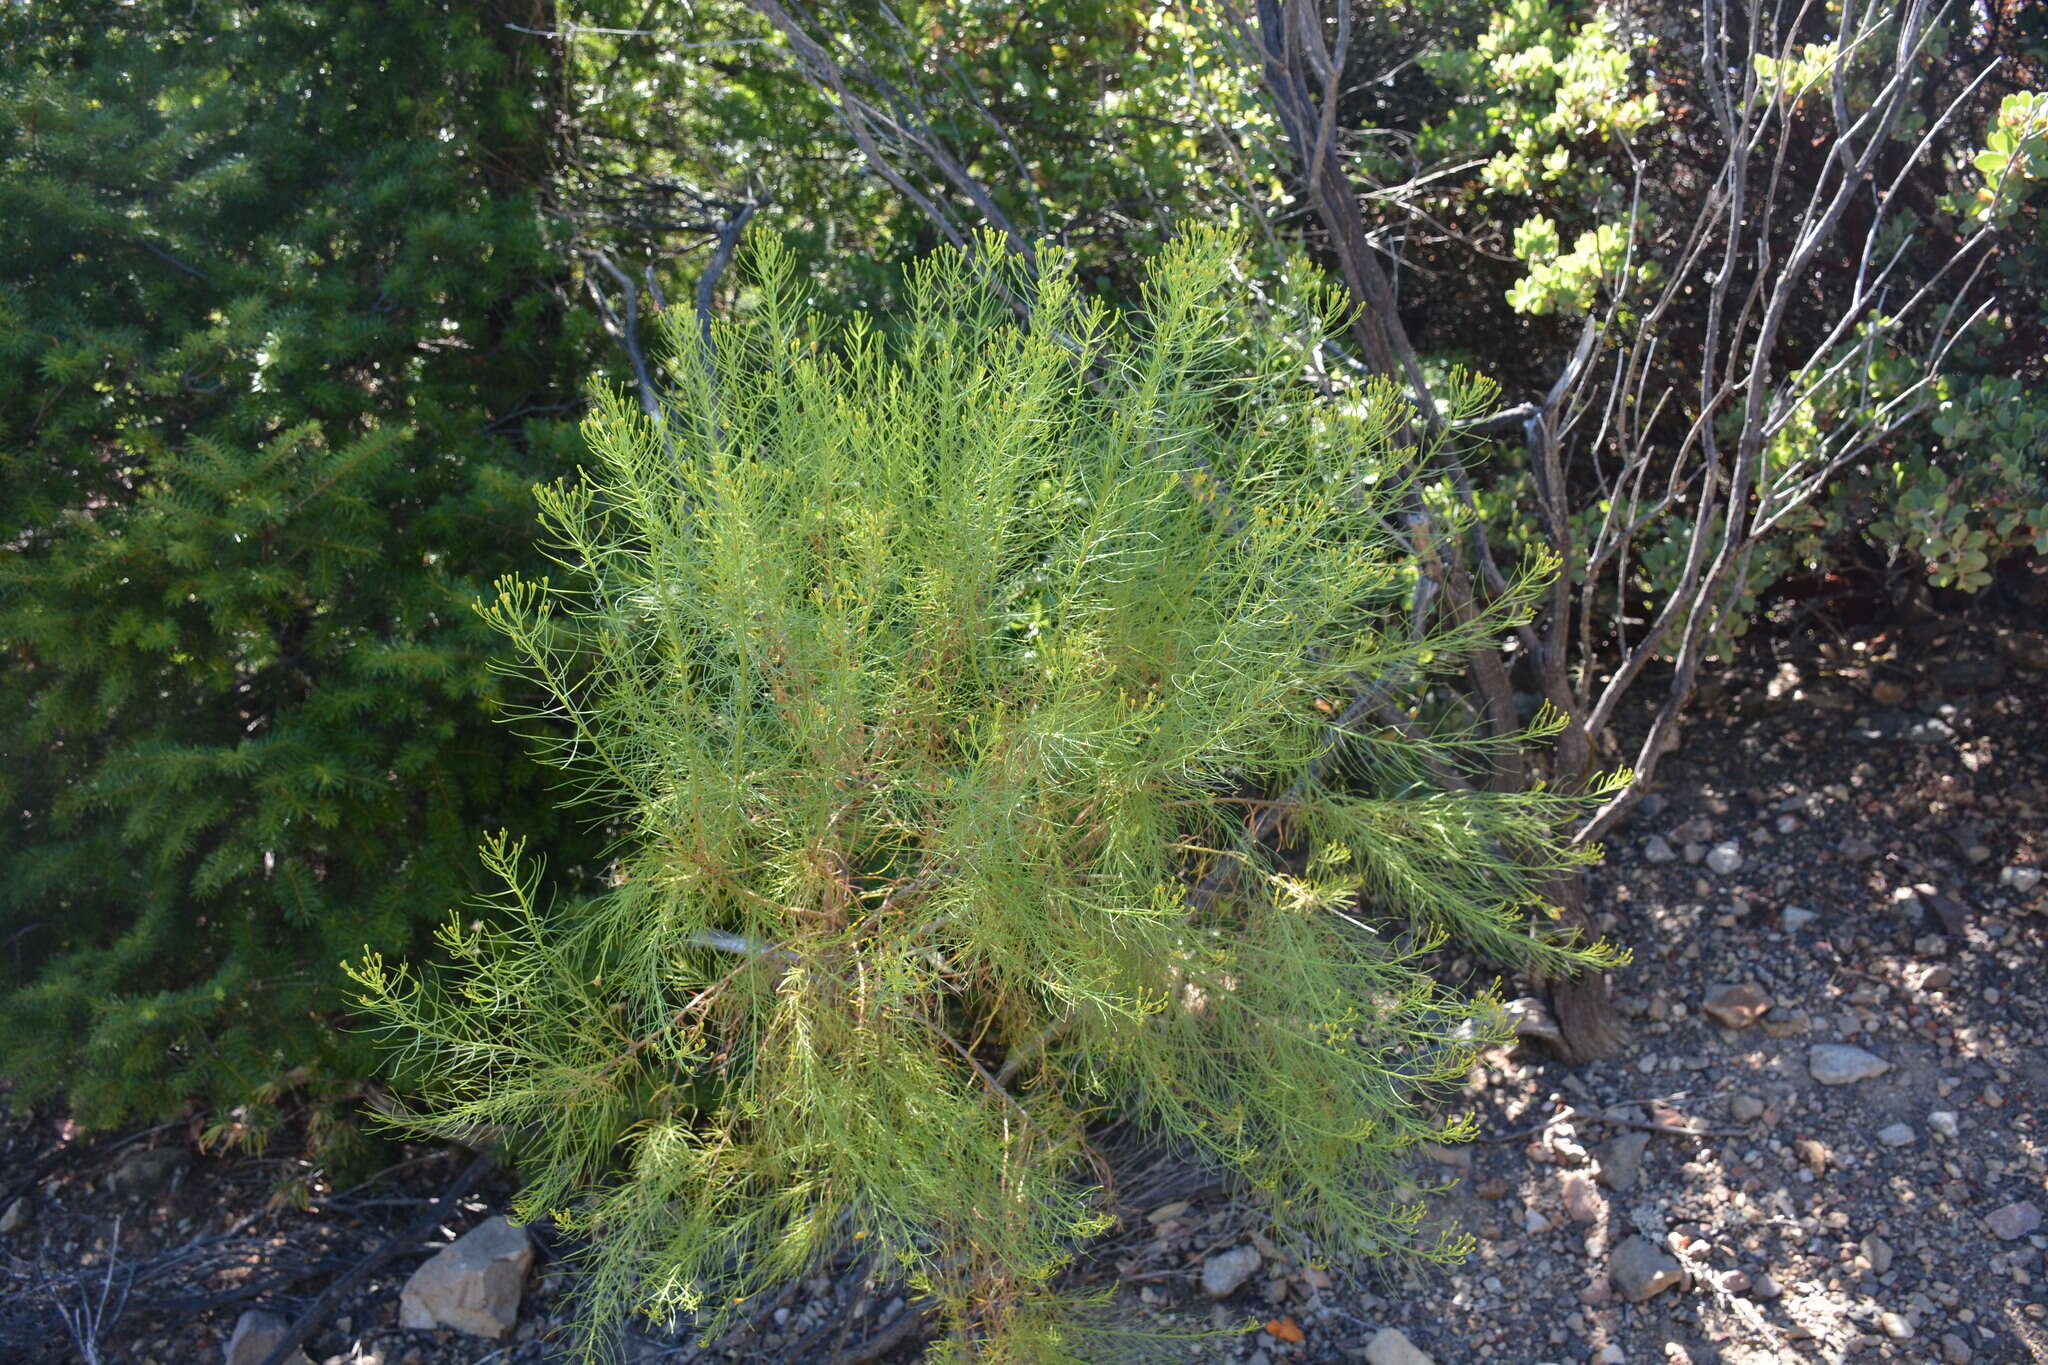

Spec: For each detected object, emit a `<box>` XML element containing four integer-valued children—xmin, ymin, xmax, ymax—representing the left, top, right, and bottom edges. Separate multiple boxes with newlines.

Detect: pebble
<box><xmin>1562</xmin><ymin>1171</ymin><xmax>1606</xmax><ymax>1223</ymax></box>
<box><xmin>1985</xmin><ymin>1201</ymin><xmax>2043</xmax><ymax>1241</ymax></box>
<box><xmin>1809</xmin><ymin>1043</ymin><xmax>1890</xmax><ymax>1085</ymax></box>
<box><xmin>1875</xmin><ymin>1122</ymin><xmax>1915</xmax><ymax>1148</ymax></box>
<box><xmin>1702</xmin><ymin>982</ymin><xmax>1773</xmax><ymax>1029</ymax></box>
<box><xmin>1644</xmin><ymin>835</ymin><xmax>1678</xmax><ymax>864</ymax></box>
<box><xmin>1670</xmin><ymin>816</ymin><xmax>1713</xmax><ymax>844</ymax></box>
<box><xmin>2001</xmin><ymin>865</ymin><xmax>2042</xmax><ymax>893</ymax></box>
<box><xmin>107</xmin><ymin>1146</ymin><xmax>190</xmax><ymax>1199</ymax></box>
<box><xmin>1941</xmin><ymin>1331</ymin><xmax>1974</xmax><ymax>1362</ymax></box>
<box><xmin>1879</xmin><ymin>1310</ymin><xmax>1914</xmax><ymax>1341</ymax></box>
<box><xmin>1730</xmin><ymin>1095</ymin><xmax>1766</xmax><ymax>1122</ymax></box>
<box><xmin>1781</xmin><ymin>905</ymin><xmax>1819</xmax><ymax>931</ymax></box>
<box><xmin>1609</xmin><ymin>1235</ymin><xmax>1685</xmax><ymax>1302</ymax></box>
<box><xmin>1910</xmin><ymin>962</ymin><xmax>1955</xmax><ymax>991</ymax></box>
<box><xmin>1861</xmin><ymin>1235</ymin><xmax>1893</xmax><ymax>1275</ymax></box>
<box><xmin>1596</xmin><ymin>1131</ymin><xmax>1650</xmax><ymax>1193</ymax></box>
<box><xmin>1362</xmin><ymin>1327</ymin><xmax>1438</xmax><ymax>1365</ymax></box>
<box><xmin>1705</xmin><ymin>841</ymin><xmax>1743</xmax><ymax>875</ymax></box>
<box><xmin>1928</xmin><ymin>1110</ymin><xmax>1960</xmax><ymax>1138</ymax></box>
<box><xmin>1201</xmin><ymin>1245</ymin><xmax>1262</xmax><ymax>1298</ymax></box>
<box><xmin>224</xmin><ymin>1310</ymin><xmax>313</xmax><ymax>1365</ymax></box>
<box><xmin>0</xmin><ymin>1199</ymin><xmax>28</xmax><ymax>1235</ymax></box>
<box><xmin>1751</xmin><ymin>1271</ymin><xmax>1784</xmax><ymax>1299</ymax></box>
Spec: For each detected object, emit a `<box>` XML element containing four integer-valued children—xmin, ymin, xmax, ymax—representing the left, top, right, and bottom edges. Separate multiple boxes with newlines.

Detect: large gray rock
<box><xmin>1987</xmin><ymin>1200</ymin><xmax>2043</xmax><ymax>1241</ymax></box>
<box><xmin>1609</xmin><ymin>1235</ymin><xmax>1685</xmax><ymax>1303</ymax></box>
<box><xmin>1704</xmin><ymin>841</ymin><xmax>1744</xmax><ymax>875</ymax></box>
<box><xmin>1702</xmin><ymin>983</ymin><xmax>1773</xmax><ymax>1030</ymax></box>
<box><xmin>1363</xmin><ymin>1327</ymin><xmax>1438</xmax><ymax>1365</ymax></box>
<box><xmin>1809</xmin><ymin>1043</ymin><xmax>1889</xmax><ymax>1085</ymax></box>
<box><xmin>1199</xmin><ymin>1244</ymin><xmax>1261</xmax><ymax>1298</ymax></box>
<box><xmin>108</xmin><ymin>1146</ymin><xmax>191</xmax><ymax>1199</ymax></box>
<box><xmin>223</xmin><ymin>1309</ymin><xmax>312</xmax><ymax>1365</ymax></box>
<box><xmin>398</xmin><ymin>1215</ymin><xmax>533</xmax><ymax>1339</ymax></box>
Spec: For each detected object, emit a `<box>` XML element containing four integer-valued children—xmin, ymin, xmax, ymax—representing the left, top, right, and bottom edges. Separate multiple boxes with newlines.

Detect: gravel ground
<box><xmin>3</xmin><ymin>616</ymin><xmax>2043</xmax><ymax>1365</ymax></box>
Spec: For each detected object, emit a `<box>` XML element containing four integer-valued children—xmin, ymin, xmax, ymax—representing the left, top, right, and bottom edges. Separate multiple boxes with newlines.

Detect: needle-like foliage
<box><xmin>349</xmin><ymin>229</ymin><xmax>1621</xmax><ymax>1363</ymax></box>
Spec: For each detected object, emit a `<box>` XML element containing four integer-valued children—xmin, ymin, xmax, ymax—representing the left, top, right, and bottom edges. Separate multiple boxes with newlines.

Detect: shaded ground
<box><xmin>3</xmin><ymin>615</ymin><xmax>2044</xmax><ymax>1365</ymax></box>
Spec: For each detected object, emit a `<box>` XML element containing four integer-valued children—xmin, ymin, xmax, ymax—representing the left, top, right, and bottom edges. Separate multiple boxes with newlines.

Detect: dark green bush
<box><xmin>0</xmin><ymin>0</ymin><xmax>602</xmax><ymax>1142</ymax></box>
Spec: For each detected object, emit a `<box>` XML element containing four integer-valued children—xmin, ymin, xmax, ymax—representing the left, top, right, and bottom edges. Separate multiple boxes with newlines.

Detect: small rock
<box><xmin>2001</xmin><ymin>865</ymin><xmax>2043</xmax><ymax>894</ymax></box>
<box><xmin>1928</xmin><ymin>1110</ymin><xmax>1959</xmax><ymax>1138</ymax></box>
<box><xmin>1705</xmin><ymin>841</ymin><xmax>1743</xmax><ymax>875</ymax></box>
<box><xmin>1781</xmin><ymin>905</ymin><xmax>1819</xmax><ymax>932</ymax></box>
<box><xmin>1871</xmin><ymin>679</ymin><xmax>1909</xmax><ymax>706</ymax></box>
<box><xmin>1751</xmin><ymin>1271</ymin><xmax>1783</xmax><ymax>1299</ymax></box>
<box><xmin>1841</xmin><ymin>835</ymin><xmax>1881</xmax><ymax>862</ymax></box>
<box><xmin>1643</xmin><ymin>835</ymin><xmax>1678</xmax><ymax>864</ymax></box>
<box><xmin>1502</xmin><ymin>995</ymin><xmax>1563</xmax><ymax>1047</ymax></box>
<box><xmin>0</xmin><ymin>1198</ymin><xmax>29</xmax><ymax>1235</ymax></box>
<box><xmin>1596</xmin><ymin>1130</ymin><xmax>1651</xmax><ymax>1193</ymax></box>
<box><xmin>1670</xmin><ymin>816</ymin><xmax>1714</xmax><ymax>845</ymax></box>
<box><xmin>1860</xmin><ymin>1235</ymin><xmax>1893</xmax><ymax>1275</ymax></box>
<box><xmin>1702</xmin><ymin>982</ymin><xmax>1773</xmax><ymax>1029</ymax></box>
<box><xmin>1940</xmin><ymin>1330</ymin><xmax>1973</xmax><ymax>1362</ymax></box>
<box><xmin>1145</xmin><ymin>1201</ymin><xmax>1189</xmax><ymax>1225</ymax></box>
<box><xmin>1610</xmin><ymin>1235</ymin><xmax>1685</xmax><ymax>1302</ymax></box>
<box><xmin>1875</xmin><ymin>1123</ymin><xmax>1915</xmax><ymax>1148</ymax></box>
<box><xmin>1362</xmin><ymin>1327</ymin><xmax>1437</xmax><ymax>1365</ymax></box>
<box><xmin>1809</xmin><ymin>1043</ymin><xmax>1890</xmax><ymax>1085</ymax></box>
<box><xmin>108</xmin><ymin>1147</ymin><xmax>191</xmax><ymax>1199</ymax></box>
<box><xmin>1525</xmin><ymin>1207</ymin><xmax>1554</xmax><ymax>1235</ymax></box>
<box><xmin>1879</xmin><ymin>1311</ymin><xmax>1914</xmax><ymax>1341</ymax></box>
<box><xmin>224</xmin><ymin>1310</ymin><xmax>313</xmax><ymax>1365</ymax></box>
<box><xmin>1561</xmin><ymin>1170</ymin><xmax>1606</xmax><ymax>1223</ymax></box>
<box><xmin>1718</xmin><ymin>1269</ymin><xmax>1751</xmax><ymax>1294</ymax></box>
<box><xmin>1760</xmin><ymin>1008</ymin><xmax>1811</xmax><ymax>1039</ymax></box>
<box><xmin>1201</xmin><ymin>1245</ymin><xmax>1262</xmax><ymax>1298</ymax></box>
<box><xmin>1730</xmin><ymin>1095</ymin><xmax>1766</xmax><ymax>1123</ymax></box>
<box><xmin>1910</xmin><ymin>962</ymin><xmax>1955</xmax><ymax>992</ymax></box>
<box><xmin>399</xmin><ymin>1215</ymin><xmax>534</xmax><ymax>1340</ymax></box>
<box><xmin>1986</xmin><ymin>1200</ymin><xmax>2043</xmax><ymax>1241</ymax></box>
<box><xmin>1794</xmin><ymin>1137</ymin><xmax>1832</xmax><ymax>1172</ymax></box>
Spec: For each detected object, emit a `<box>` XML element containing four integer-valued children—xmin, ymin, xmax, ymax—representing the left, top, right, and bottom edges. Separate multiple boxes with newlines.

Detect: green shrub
<box><xmin>351</xmin><ymin>231</ymin><xmax>1617</xmax><ymax>1362</ymax></box>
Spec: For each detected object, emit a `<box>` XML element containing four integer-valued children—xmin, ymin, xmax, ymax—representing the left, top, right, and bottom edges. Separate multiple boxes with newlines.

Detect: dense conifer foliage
<box><xmin>350</xmin><ymin>232</ymin><xmax>1621</xmax><ymax>1361</ymax></box>
<box><xmin>0</xmin><ymin>1</ymin><xmax>602</xmax><ymax>1138</ymax></box>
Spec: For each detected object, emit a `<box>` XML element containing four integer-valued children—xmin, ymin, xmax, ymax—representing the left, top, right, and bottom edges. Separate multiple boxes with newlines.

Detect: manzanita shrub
<box><xmin>350</xmin><ymin>231</ymin><xmax>1620</xmax><ymax>1362</ymax></box>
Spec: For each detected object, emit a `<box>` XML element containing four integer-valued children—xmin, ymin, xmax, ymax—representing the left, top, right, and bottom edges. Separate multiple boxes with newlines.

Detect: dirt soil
<box><xmin>3</xmin><ymin>617</ymin><xmax>2044</xmax><ymax>1365</ymax></box>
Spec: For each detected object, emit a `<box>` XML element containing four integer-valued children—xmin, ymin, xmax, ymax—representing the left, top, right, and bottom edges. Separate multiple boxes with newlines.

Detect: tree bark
<box><xmin>1536</xmin><ymin>869</ymin><xmax>1623</xmax><ymax>1063</ymax></box>
<box><xmin>1244</xmin><ymin>0</ymin><xmax>1625</xmax><ymax>1061</ymax></box>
